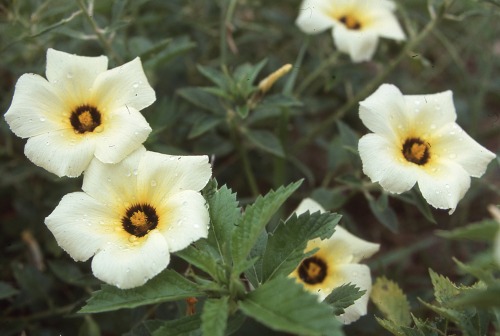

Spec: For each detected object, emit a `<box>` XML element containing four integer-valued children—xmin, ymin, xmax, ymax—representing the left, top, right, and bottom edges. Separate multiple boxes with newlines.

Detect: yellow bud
<box><xmin>258</xmin><ymin>64</ymin><xmax>293</xmax><ymax>94</ymax></box>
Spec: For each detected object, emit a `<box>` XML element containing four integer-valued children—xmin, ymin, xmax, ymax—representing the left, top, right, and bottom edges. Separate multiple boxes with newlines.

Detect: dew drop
<box><xmin>150</xmin><ymin>180</ymin><xmax>157</xmax><ymax>187</ymax></box>
<box><xmin>133</xmin><ymin>169</ymin><xmax>138</xmax><ymax>176</ymax></box>
<box><xmin>107</xmin><ymin>177</ymin><xmax>111</xmax><ymax>182</ymax></box>
<box><xmin>430</xmin><ymin>124</ymin><xmax>436</xmax><ymax>130</ymax></box>
<box><xmin>132</xmin><ymin>82</ymin><xmax>139</xmax><ymax>89</ymax></box>
<box><xmin>193</xmin><ymin>224</ymin><xmax>200</xmax><ymax>229</ymax></box>
<box><xmin>94</xmin><ymin>125</ymin><xmax>104</xmax><ymax>133</ymax></box>
<box><xmin>126</xmin><ymin>268</ymin><xmax>130</xmax><ymax>273</ymax></box>
<box><xmin>445</xmin><ymin>184</ymin><xmax>450</xmax><ymax>189</ymax></box>
<box><xmin>169</xmin><ymin>157</ymin><xmax>176</xmax><ymax>161</ymax></box>
<box><xmin>99</xmin><ymin>220</ymin><xmax>104</xmax><ymax>225</ymax></box>
<box><xmin>126</xmin><ymin>170</ymin><xmax>132</xmax><ymax>177</ymax></box>
<box><xmin>45</xmin><ymin>141</ymin><xmax>50</xmax><ymax>146</ymax></box>
<box><xmin>39</xmin><ymin>117</ymin><xmax>46</xmax><ymax>122</ymax></box>
<box><xmin>124</xmin><ymin>202</ymin><xmax>131</xmax><ymax>208</ymax></box>
<box><xmin>182</xmin><ymin>201</ymin><xmax>188</xmax><ymax>206</ymax></box>
<box><xmin>128</xmin><ymin>235</ymin><xmax>138</xmax><ymax>243</ymax></box>
<box><xmin>115</xmin><ymin>227</ymin><xmax>122</xmax><ymax>232</ymax></box>
<box><xmin>134</xmin><ymin>131</ymin><xmax>139</xmax><ymax>136</ymax></box>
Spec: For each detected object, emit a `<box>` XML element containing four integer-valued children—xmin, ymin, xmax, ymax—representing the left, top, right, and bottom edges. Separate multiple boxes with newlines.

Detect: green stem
<box><xmin>296</xmin><ymin>51</ymin><xmax>340</xmax><ymax>95</ymax></box>
<box><xmin>229</xmin><ymin>117</ymin><xmax>259</xmax><ymax>197</ymax></box>
<box><xmin>273</xmin><ymin>108</ymin><xmax>290</xmax><ymax>189</ymax></box>
<box><xmin>1</xmin><ymin>303</ymin><xmax>78</xmax><ymax>323</ymax></box>
<box><xmin>75</xmin><ymin>0</ymin><xmax>122</xmax><ymax>64</ymax></box>
<box><xmin>220</xmin><ymin>0</ymin><xmax>238</xmax><ymax>66</ymax></box>
<box><xmin>296</xmin><ymin>12</ymin><xmax>442</xmax><ymax>149</ymax></box>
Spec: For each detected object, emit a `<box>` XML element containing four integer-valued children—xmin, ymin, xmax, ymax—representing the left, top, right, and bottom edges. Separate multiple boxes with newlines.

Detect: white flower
<box><xmin>295</xmin><ymin>0</ymin><xmax>405</xmax><ymax>62</ymax></box>
<box><xmin>358</xmin><ymin>84</ymin><xmax>496</xmax><ymax>214</ymax></box>
<box><xmin>290</xmin><ymin>198</ymin><xmax>380</xmax><ymax>324</ymax></box>
<box><xmin>44</xmin><ymin>147</ymin><xmax>211</xmax><ymax>289</ymax></box>
<box><xmin>4</xmin><ymin>48</ymin><xmax>156</xmax><ymax>177</ymax></box>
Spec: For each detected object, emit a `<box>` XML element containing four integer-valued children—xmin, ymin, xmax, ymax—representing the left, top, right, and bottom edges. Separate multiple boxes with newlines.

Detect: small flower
<box><xmin>290</xmin><ymin>198</ymin><xmax>380</xmax><ymax>324</ymax></box>
<box><xmin>44</xmin><ymin>147</ymin><xmax>211</xmax><ymax>289</ymax></box>
<box><xmin>4</xmin><ymin>48</ymin><xmax>156</xmax><ymax>177</ymax></box>
<box><xmin>358</xmin><ymin>84</ymin><xmax>496</xmax><ymax>213</ymax></box>
<box><xmin>295</xmin><ymin>0</ymin><xmax>405</xmax><ymax>62</ymax></box>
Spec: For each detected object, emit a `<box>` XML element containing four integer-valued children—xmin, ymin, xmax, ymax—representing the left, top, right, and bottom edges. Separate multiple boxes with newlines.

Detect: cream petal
<box><xmin>45</xmin><ymin>192</ymin><xmax>116</xmax><ymax>261</ymax></box>
<box><xmin>403</xmin><ymin>91</ymin><xmax>457</xmax><ymax>130</ymax></box>
<box><xmin>4</xmin><ymin>74</ymin><xmax>68</xmax><ymax>138</ymax></box>
<box><xmin>82</xmin><ymin>146</ymin><xmax>146</xmax><ymax>206</ymax></box>
<box><xmin>325</xmin><ymin>226</ymin><xmax>380</xmax><ymax>263</ymax></box>
<box><xmin>431</xmin><ymin>123</ymin><xmax>496</xmax><ymax>177</ymax></box>
<box><xmin>365</xmin><ymin>6</ymin><xmax>405</xmax><ymax>40</ymax></box>
<box><xmin>46</xmin><ymin>48</ymin><xmax>108</xmax><ymax>105</ymax></box>
<box><xmin>158</xmin><ymin>190</ymin><xmax>209</xmax><ymax>252</ymax></box>
<box><xmin>294</xmin><ymin>198</ymin><xmax>326</xmax><ymax>215</ymax></box>
<box><xmin>416</xmin><ymin>160</ymin><xmax>471</xmax><ymax>213</ymax></box>
<box><xmin>92</xmin><ymin>57</ymin><xmax>156</xmax><ymax>112</ymax></box>
<box><xmin>359</xmin><ymin>134</ymin><xmax>418</xmax><ymax>193</ymax></box>
<box><xmin>93</xmin><ymin>106</ymin><xmax>152</xmax><ymax>164</ymax></box>
<box><xmin>333</xmin><ymin>26</ymin><xmax>378</xmax><ymax>62</ymax></box>
<box><xmin>295</xmin><ymin>0</ymin><xmax>336</xmax><ymax>34</ymax></box>
<box><xmin>359</xmin><ymin>84</ymin><xmax>410</xmax><ymax>141</ymax></box>
<box><xmin>136</xmin><ymin>151</ymin><xmax>211</xmax><ymax>203</ymax></box>
<box><xmin>334</xmin><ymin>264</ymin><xmax>372</xmax><ymax>324</ymax></box>
<box><xmin>24</xmin><ymin>130</ymin><xmax>96</xmax><ymax>177</ymax></box>
<box><xmin>91</xmin><ymin>230</ymin><xmax>170</xmax><ymax>289</ymax></box>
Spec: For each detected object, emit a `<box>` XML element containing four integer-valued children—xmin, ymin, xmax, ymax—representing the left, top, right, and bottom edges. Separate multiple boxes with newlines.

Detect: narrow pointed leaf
<box><xmin>245</xmin><ymin>130</ymin><xmax>285</xmax><ymax>158</ymax></box>
<box><xmin>324</xmin><ymin>283</ymin><xmax>366</xmax><ymax>315</ymax></box>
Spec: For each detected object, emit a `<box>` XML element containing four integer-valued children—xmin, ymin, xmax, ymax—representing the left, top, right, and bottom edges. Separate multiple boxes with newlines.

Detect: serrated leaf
<box><xmin>0</xmin><ymin>282</ymin><xmax>18</xmax><ymax>300</ymax></box>
<box><xmin>205</xmin><ymin>184</ymin><xmax>241</xmax><ymax>264</ymax></box>
<box><xmin>188</xmin><ymin>115</ymin><xmax>224</xmax><ymax>139</ymax></box>
<box><xmin>201</xmin><ymin>297</ymin><xmax>229</xmax><ymax>336</ymax></box>
<box><xmin>429</xmin><ymin>269</ymin><xmax>461</xmax><ymax>304</ymax></box>
<box><xmin>262</xmin><ymin>211</ymin><xmax>340</xmax><ymax>282</ymax></box>
<box><xmin>368</xmin><ymin>193</ymin><xmax>399</xmax><ymax>233</ymax></box>
<box><xmin>79</xmin><ymin>270</ymin><xmax>202</xmax><ymax>313</ymax></box>
<box><xmin>177</xmin><ymin>87</ymin><xmax>224</xmax><ymax>115</ymax></box>
<box><xmin>324</xmin><ymin>283</ymin><xmax>366</xmax><ymax>315</ymax></box>
<box><xmin>231</xmin><ymin>181</ymin><xmax>302</xmax><ymax>273</ymax></box>
<box><xmin>436</xmin><ymin>220</ymin><xmax>498</xmax><ymax>241</ymax></box>
<box><xmin>175</xmin><ymin>245</ymin><xmax>226</xmax><ymax>283</ymax></box>
<box><xmin>449</xmin><ymin>284</ymin><xmax>500</xmax><ymax>308</ymax></box>
<box><xmin>152</xmin><ymin>315</ymin><xmax>202</xmax><ymax>336</ymax></box>
<box><xmin>419</xmin><ymin>300</ymin><xmax>480</xmax><ymax>336</ymax></box>
<box><xmin>238</xmin><ymin>277</ymin><xmax>342</xmax><ymax>336</ymax></box>
<box><xmin>244</xmin><ymin>229</ymin><xmax>268</xmax><ymax>288</ymax></box>
<box><xmin>245</xmin><ymin>129</ymin><xmax>285</xmax><ymax>158</ymax></box>
<box><xmin>371</xmin><ymin>277</ymin><xmax>411</xmax><ymax>326</ymax></box>
<box><xmin>375</xmin><ymin>317</ymin><xmax>406</xmax><ymax>336</ymax></box>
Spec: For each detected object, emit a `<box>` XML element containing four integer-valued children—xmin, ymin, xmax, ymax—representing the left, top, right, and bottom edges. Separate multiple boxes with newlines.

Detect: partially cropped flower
<box><xmin>45</xmin><ymin>147</ymin><xmax>211</xmax><ymax>289</ymax></box>
<box><xmin>290</xmin><ymin>198</ymin><xmax>380</xmax><ymax>324</ymax></box>
<box><xmin>358</xmin><ymin>84</ymin><xmax>496</xmax><ymax>213</ymax></box>
<box><xmin>295</xmin><ymin>0</ymin><xmax>405</xmax><ymax>62</ymax></box>
<box><xmin>4</xmin><ymin>48</ymin><xmax>155</xmax><ymax>177</ymax></box>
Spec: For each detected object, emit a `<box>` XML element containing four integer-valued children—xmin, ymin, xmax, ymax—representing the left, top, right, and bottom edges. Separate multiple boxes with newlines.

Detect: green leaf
<box><xmin>324</xmin><ymin>283</ymin><xmax>366</xmax><ymax>315</ymax></box>
<box><xmin>205</xmin><ymin>184</ymin><xmax>241</xmax><ymax>264</ymax></box>
<box><xmin>367</xmin><ymin>193</ymin><xmax>399</xmax><ymax>233</ymax></box>
<box><xmin>78</xmin><ymin>316</ymin><xmax>101</xmax><ymax>336</ymax></box>
<box><xmin>231</xmin><ymin>181</ymin><xmax>302</xmax><ymax>273</ymax></box>
<box><xmin>197</xmin><ymin>64</ymin><xmax>229</xmax><ymax>89</ymax></box>
<box><xmin>201</xmin><ymin>297</ymin><xmax>229</xmax><ymax>336</ymax></box>
<box><xmin>234</xmin><ymin>59</ymin><xmax>267</xmax><ymax>85</ymax></box>
<box><xmin>429</xmin><ymin>269</ymin><xmax>461</xmax><ymax>304</ymax></box>
<box><xmin>188</xmin><ymin>115</ymin><xmax>224</xmax><ymax>139</ymax></box>
<box><xmin>48</xmin><ymin>260</ymin><xmax>99</xmax><ymax>287</ymax></box>
<box><xmin>337</xmin><ymin>121</ymin><xmax>360</xmax><ymax>157</ymax></box>
<box><xmin>177</xmin><ymin>87</ymin><xmax>224</xmax><ymax>115</ymax></box>
<box><xmin>310</xmin><ymin>187</ymin><xmax>349</xmax><ymax>211</ymax></box>
<box><xmin>262</xmin><ymin>211</ymin><xmax>340</xmax><ymax>282</ymax></box>
<box><xmin>0</xmin><ymin>281</ymin><xmax>18</xmax><ymax>300</ymax></box>
<box><xmin>450</xmin><ymin>284</ymin><xmax>500</xmax><ymax>309</ymax></box>
<box><xmin>370</xmin><ymin>277</ymin><xmax>411</xmax><ymax>327</ymax></box>
<box><xmin>144</xmin><ymin>36</ymin><xmax>196</xmax><ymax>68</ymax></box>
<box><xmin>436</xmin><ymin>220</ymin><xmax>499</xmax><ymax>241</ymax></box>
<box><xmin>236</xmin><ymin>105</ymin><xmax>250</xmax><ymax>119</ymax></box>
<box><xmin>79</xmin><ymin>270</ymin><xmax>203</xmax><ymax>313</ymax></box>
<box><xmin>238</xmin><ymin>277</ymin><xmax>342</xmax><ymax>336</ymax></box>
<box><xmin>152</xmin><ymin>315</ymin><xmax>202</xmax><ymax>336</ymax></box>
<box><xmin>175</xmin><ymin>245</ymin><xmax>226</xmax><ymax>283</ymax></box>
<box><xmin>375</xmin><ymin>317</ymin><xmax>406</xmax><ymax>336</ymax></box>
<box><xmin>245</xmin><ymin>129</ymin><xmax>285</xmax><ymax>158</ymax></box>
<box><xmin>124</xmin><ymin>320</ymin><xmax>165</xmax><ymax>336</ymax></box>
<box><xmin>394</xmin><ymin>189</ymin><xmax>436</xmax><ymax>224</ymax></box>
<box><xmin>244</xmin><ymin>229</ymin><xmax>268</xmax><ymax>288</ymax></box>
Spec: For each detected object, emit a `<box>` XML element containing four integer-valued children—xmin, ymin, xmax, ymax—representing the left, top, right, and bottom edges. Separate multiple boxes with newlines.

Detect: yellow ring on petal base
<box><xmin>121</xmin><ymin>203</ymin><xmax>159</xmax><ymax>237</ymax></box>
<box><xmin>70</xmin><ymin>104</ymin><xmax>102</xmax><ymax>134</ymax></box>
<box><xmin>402</xmin><ymin>137</ymin><xmax>431</xmax><ymax>165</ymax></box>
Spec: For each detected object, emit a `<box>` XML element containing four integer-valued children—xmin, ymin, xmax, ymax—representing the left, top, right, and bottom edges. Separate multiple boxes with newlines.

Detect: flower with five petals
<box><xmin>4</xmin><ymin>48</ymin><xmax>155</xmax><ymax>177</ymax></box>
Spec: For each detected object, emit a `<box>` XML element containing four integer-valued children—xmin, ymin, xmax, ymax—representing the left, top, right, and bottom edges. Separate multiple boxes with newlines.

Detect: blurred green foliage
<box><xmin>1</xmin><ymin>0</ymin><xmax>499</xmax><ymax>335</ymax></box>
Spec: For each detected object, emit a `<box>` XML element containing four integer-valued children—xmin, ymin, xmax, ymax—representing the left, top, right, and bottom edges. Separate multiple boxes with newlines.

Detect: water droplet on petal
<box><xmin>133</xmin><ymin>169</ymin><xmax>138</xmax><ymax>176</ymax></box>
<box><xmin>445</xmin><ymin>184</ymin><xmax>450</xmax><ymax>189</ymax></box>
<box><xmin>126</xmin><ymin>268</ymin><xmax>130</xmax><ymax>273</ymax></box>
<box><xmin>39</xmin><ymin>117</ymin><xmax>46</xmax><ymax>122</ymax></box>
<box><xmin>182</xmin><ymin>201</ymin><xmax>188</xmax><ymax>206</ymax></box>
<box><xmin>430</xmin><ymin>124</ymin><xmax>436</xmax><ymax>130</ymax></box>
<box><xmin>94</xmin><ymin>125</ymin><xmax>104</xmax><ymax>133</ymax></box>
<box><xmin>132</xmin><ymin>82</ymin><xmax>139</xmax><ymax>88</ymax></box>
<box><xmin>128</xmin><ymin>235</ymin><xmax>138</xmax><ymax>243</ymax></box>
<box><xmin>150</xmin><ymin>180</ymin><xmax>157</xmax><ymax>187</ymax></box>
<box><xmin>126</xmin><ymin>170</ymin><xmax>132</xmax><ymax>177</ymax></box>
<box><xmin>67</xmin><ymin>72</ymin><xmax>73</xmax><ymax>79</ymax></box>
